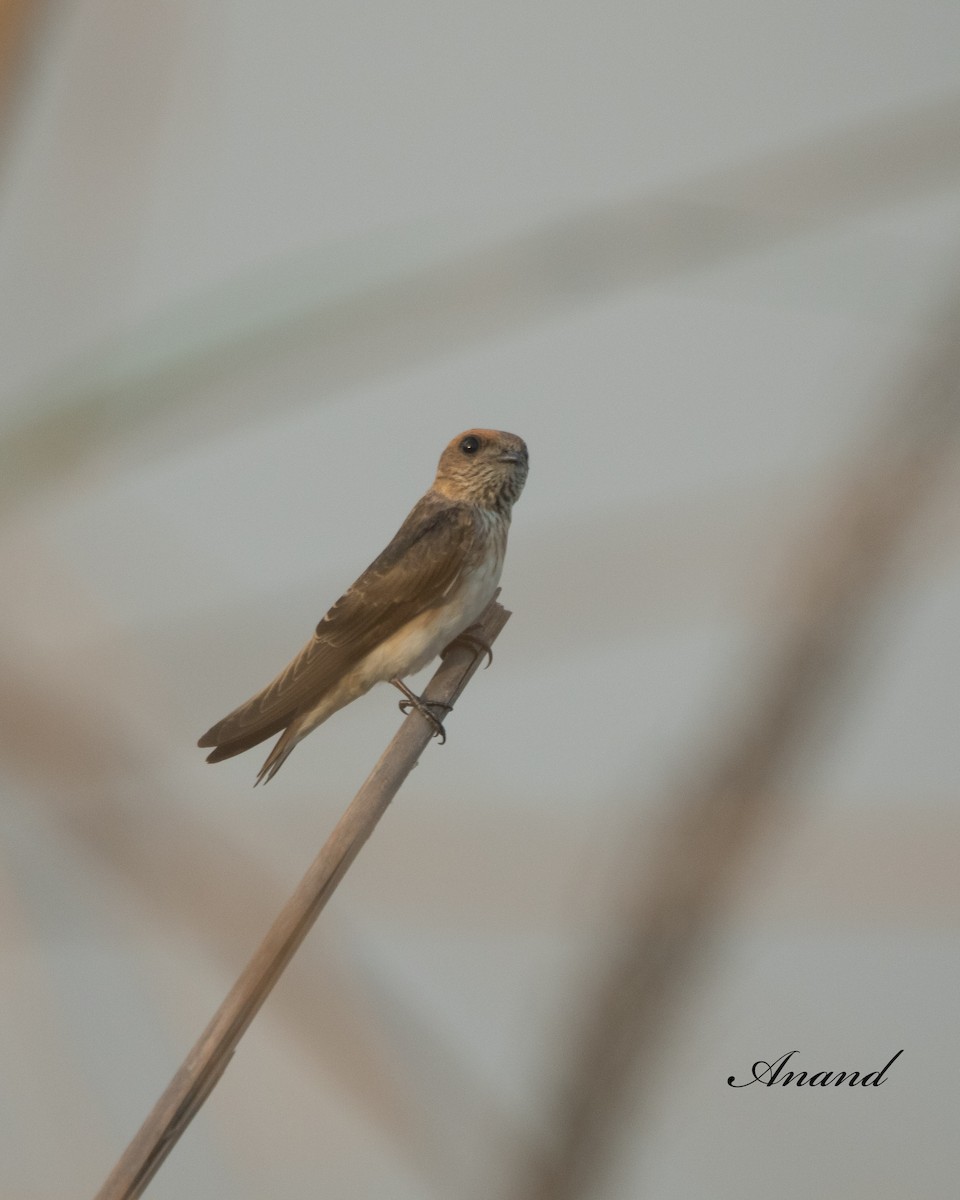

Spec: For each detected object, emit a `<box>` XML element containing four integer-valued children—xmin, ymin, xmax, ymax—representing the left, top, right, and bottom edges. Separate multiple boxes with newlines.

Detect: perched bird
<box><xmin>199</xmin><ymin>429</ymin><xmax>528</xmax><ymax>783</ymax></box>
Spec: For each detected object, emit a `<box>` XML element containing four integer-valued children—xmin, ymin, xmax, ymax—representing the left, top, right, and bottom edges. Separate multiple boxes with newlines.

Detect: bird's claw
<box><xmin>397</xmin><ymin>697</ymin><xmax>450</xmax><ymax>743</ymax></box>
<box><xmin>391</xmin><ymin>677</ymin><xmax>451</xmax><ymax>743</ymax></box>
<box><xmin>444</xmin><ymin>628</ymin><xmax>494</xmax><ymax>668</ymax></box>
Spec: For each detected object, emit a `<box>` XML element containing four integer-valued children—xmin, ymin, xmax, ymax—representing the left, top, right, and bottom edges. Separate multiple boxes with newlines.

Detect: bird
<box><xmin>198</xmin><ymin>428</ymin><xmax>528</xmax><ymax>784</ymax></box>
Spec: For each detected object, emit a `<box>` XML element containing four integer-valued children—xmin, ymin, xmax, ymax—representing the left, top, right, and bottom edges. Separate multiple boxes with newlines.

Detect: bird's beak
<box><xmin>498</xmin><ymin>451</ymin><xmax>524</xmax><ymax>464</ymax></box>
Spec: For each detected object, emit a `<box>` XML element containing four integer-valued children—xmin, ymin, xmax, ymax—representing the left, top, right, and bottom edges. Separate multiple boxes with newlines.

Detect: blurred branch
<box><xmin>68</xmin><ymin>800</ymin><xmax>499</xmax><ymax>1200</ymax></box>
<box><xmin>0</xmin><ymin>0</ymin><xmax>43</xmax><ymax>152</ymax></box>
<box><xmin>0</xmin><ymin>575</ymin><xmax>516</xmax><ymax>1200</ymax></box>
<box><xmin>94</xmin><ymin>599</ymin><xmax>510</xmax><ymax>1200</ymax></box>
<box><xmin>511</xmin><ymin>294</ymin><xmax>960</xmax><ymax>1200</ymax></box>
<box><xmin>3</xmin><ymin>96</ymin><xmax>960</xmax><ymax>510</ymax></box>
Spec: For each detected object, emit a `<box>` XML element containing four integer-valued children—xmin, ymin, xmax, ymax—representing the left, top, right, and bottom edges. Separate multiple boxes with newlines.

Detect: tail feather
<box><xmin>201</xmin><ymin>683</ymin><xmax>350</xmax><ymax>782</ymax></box>
<box><xmin>200</xmin><ymin>713</ymin><xmax>291</xmax><ymax>763</ymax></box>
<box><xmin>255</xmin><ymin>726</ymin><xmax>303</xmax><ymax>786</ymax></box>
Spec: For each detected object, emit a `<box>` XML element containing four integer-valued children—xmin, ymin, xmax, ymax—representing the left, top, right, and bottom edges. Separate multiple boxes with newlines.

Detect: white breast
<box><xmin>358</xmin><ymin>509</ymin><xmax>507</xmax><ymax>685</ymax></box>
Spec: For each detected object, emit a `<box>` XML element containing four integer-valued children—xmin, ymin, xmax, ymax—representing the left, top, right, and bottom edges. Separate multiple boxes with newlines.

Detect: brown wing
<box><xmin>198</xmin><ymin>495</ymin><xmax>477</xmax><ymax>755</ymax></box>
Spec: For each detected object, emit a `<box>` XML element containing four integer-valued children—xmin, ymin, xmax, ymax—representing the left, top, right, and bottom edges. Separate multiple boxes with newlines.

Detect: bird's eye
<box><xmin>460</xmin><ymin>435</ymin><xmax>481</xmax><ymax>455</ymax></box>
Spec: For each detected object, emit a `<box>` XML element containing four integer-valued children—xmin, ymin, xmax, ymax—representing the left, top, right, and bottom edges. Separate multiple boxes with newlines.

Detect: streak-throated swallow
<box><xmin>199</xmin><ymin>429</ymin><xmax>528</xmax><ymax>783</ymax></box>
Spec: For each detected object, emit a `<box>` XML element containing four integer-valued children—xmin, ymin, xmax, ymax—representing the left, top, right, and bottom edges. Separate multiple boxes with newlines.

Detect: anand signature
<box><xmin>727</xmin><ymin>1049</ymin><xmax>903</xmax><ymax>1088</ymax></box>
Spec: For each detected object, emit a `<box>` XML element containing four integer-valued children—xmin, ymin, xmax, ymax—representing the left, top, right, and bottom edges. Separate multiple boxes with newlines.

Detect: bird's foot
<box><xmin>390</xmin><ymin>678</ymin><xmax>451</xmax><ymax>743</ymax></box>
<box><xmin>443</xmin><ymin>626</ymin><xmax>494</xmax><ymax>668</ymax></box>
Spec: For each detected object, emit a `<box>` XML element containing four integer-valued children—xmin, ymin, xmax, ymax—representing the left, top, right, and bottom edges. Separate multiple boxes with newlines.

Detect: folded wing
<box><xmin>198</xmin><ymin>495</ymin><xmax>476</xmax><ymax>761</ymax></box>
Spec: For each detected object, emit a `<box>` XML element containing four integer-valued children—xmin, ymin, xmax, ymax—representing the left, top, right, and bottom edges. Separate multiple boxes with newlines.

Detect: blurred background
<box><xmin>1</xmin><ymin>2</ymin><xmax>959</xmax><ymax>1197</ymax></box>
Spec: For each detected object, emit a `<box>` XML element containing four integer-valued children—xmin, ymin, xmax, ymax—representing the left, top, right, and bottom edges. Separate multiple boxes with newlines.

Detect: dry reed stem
<box><xmin>514</xmin><ymin>297</ymin><xmax>960</xmax><ymax>1200</ymax></box>
<box><xmin>93</xmin><ymin>598</ymin><xmax>511</xmax><ymax>1200</ymax></box>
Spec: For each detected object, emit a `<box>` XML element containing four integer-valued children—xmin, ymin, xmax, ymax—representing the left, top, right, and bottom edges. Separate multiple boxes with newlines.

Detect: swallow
<box><xmin>198</xmin><ymin>429</ymin><xmax>528</xmax><ymax>783</ymax></box>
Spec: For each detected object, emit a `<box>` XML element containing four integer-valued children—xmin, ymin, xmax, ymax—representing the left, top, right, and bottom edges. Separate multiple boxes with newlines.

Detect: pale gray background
<box><xmin>0</xmin><ymin>2</ymin><xmax>958</xmax><ymax>1197</ymax></box>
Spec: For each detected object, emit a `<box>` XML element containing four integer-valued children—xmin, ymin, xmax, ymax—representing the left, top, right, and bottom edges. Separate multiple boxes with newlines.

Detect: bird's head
<box><xmin>434</xmin><ymin>429</ymin><xmax>529</xmax><ymax>511</ymax></box>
